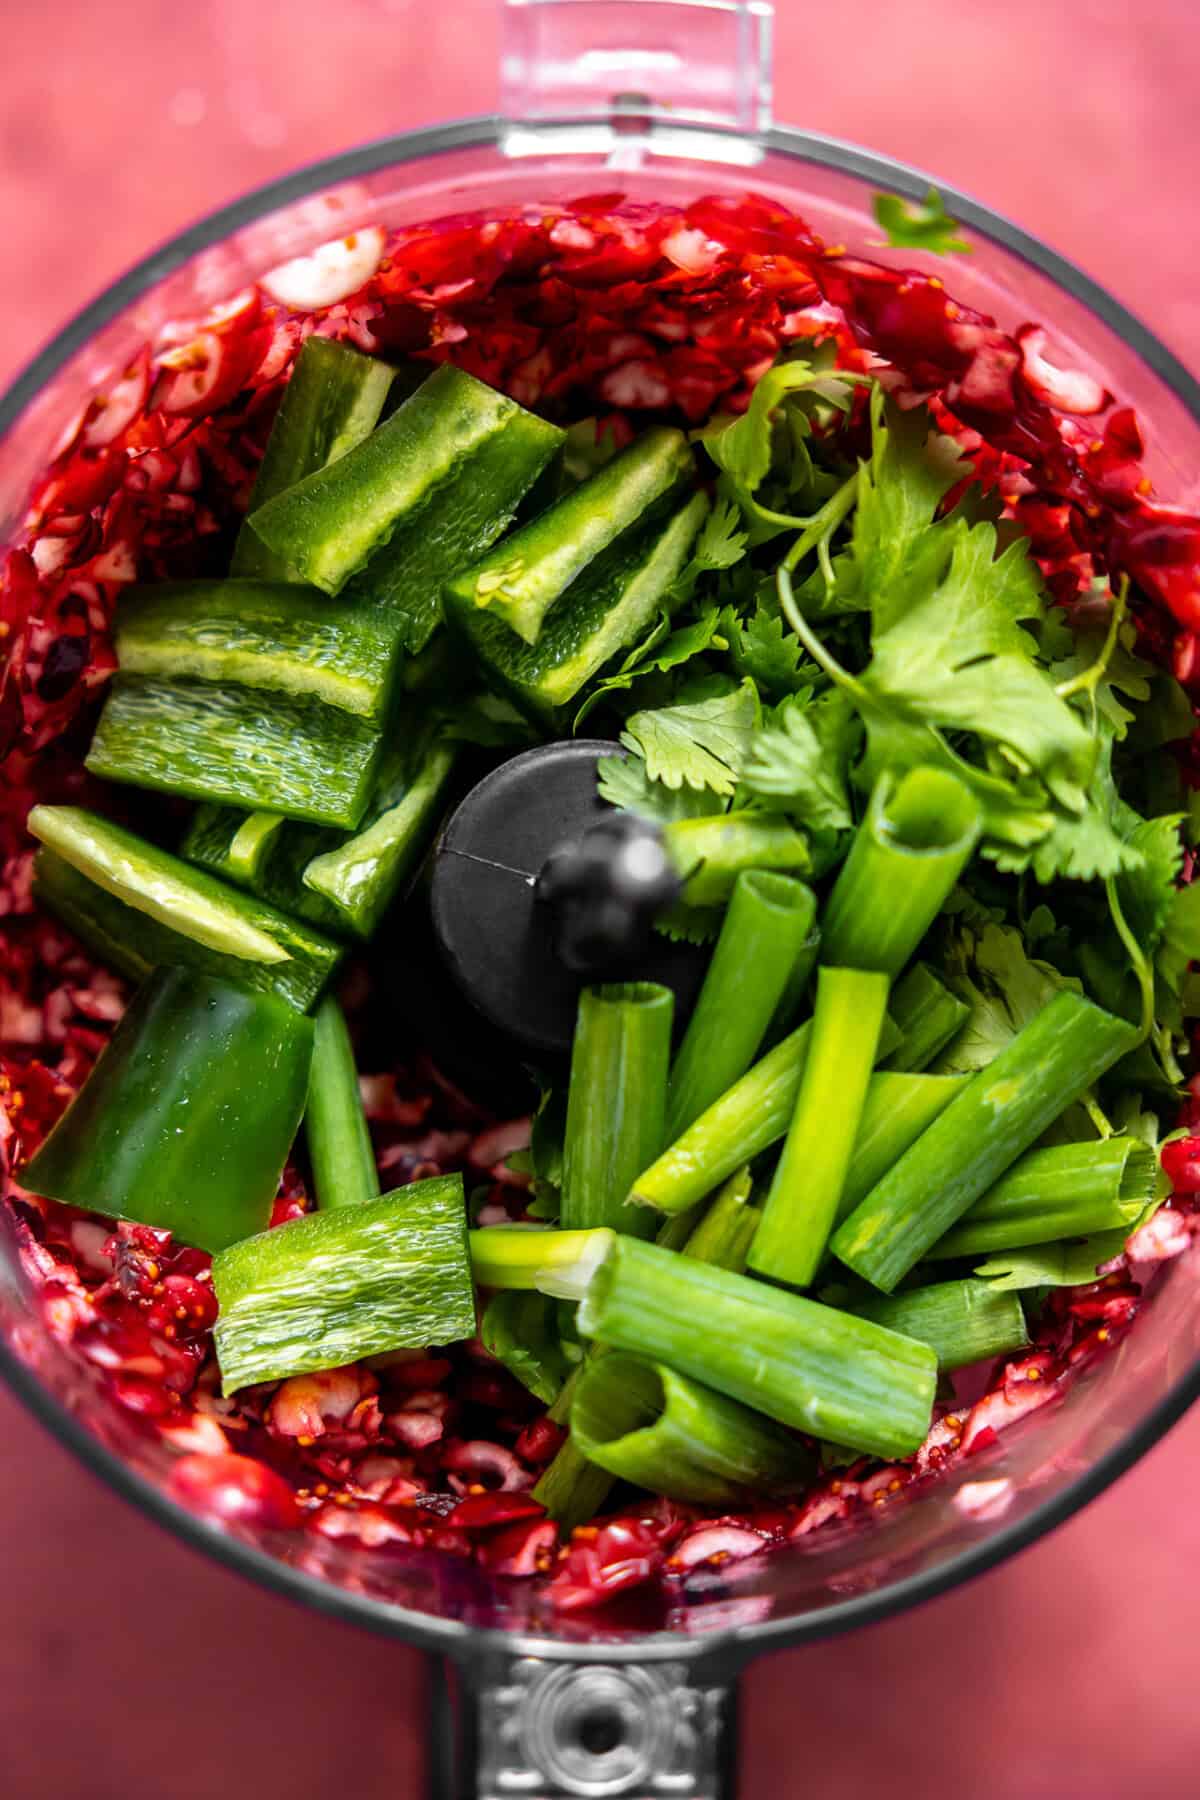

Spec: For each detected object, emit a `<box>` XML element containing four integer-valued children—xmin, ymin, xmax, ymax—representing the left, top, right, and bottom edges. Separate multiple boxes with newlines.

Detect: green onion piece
<box><xmin>846</xmin><ymin>1278</ymin><xmax>1030</xmax><ymax>1372</ymax></box>
<box><xmin>761</xmin><ymin>925</ymin><xmax>821</xmax><ymax>1052</ymax></box>
<box><xmin>656</xmin><ymin>1204</ymin><xmax>706</xmax><ymax>1253</ymax></box>
<box><xmin>927</xmin><ymin>1135</ymin><xmax>1156</xmax><ymax>1258</ymax></box>
<box><xmin>837</xmin><ymin>1073</ymin><xmax>970</xmax><ymax>1224</ymax></box>
<box><xmin>305</xmin><ymin>997</ymin><xmax>377</xmax><ymax>1209</ymax></box>
<box><xmin>569</xmin><ymin>1352</ymin><xmax>813</xmax><ymax>1505</ymax></box>
<box><xmin>532</xmin><ymin>1366</ymin><xmax>616</xmax><ymax>1529</ymax></box>
<box><xmin>631</xmin><ymin>1011</ymin><xmax>902</xmax><ymax>1218</ymax></box>
<box><xmin>468</xmin><ymin>1226</ymin><xmax>615</xmax><ymax>1298</ymax></box>
<box><xmin>212</xmin><ymin>1174</ymin><xmax>475</xmax><ymax>1393</ymax></box>
<box><xmin>480</xmin><ymin>1291</ymin><xmax>570</xmax><ymax>1404</ymax></box>
<box><xmin>633</xmin><ymin>1022</ymin><xmax>812</xmax><ymax>1216</ymax></box>
<box><xmin>561</xmin><ymin>983</ymin><xmax>673</xmax><ymax>1234</ymax></box>
<box><xmin>820</xmin><ymin>767</ymin><xmax>982</xmax><ymax>975</ymax></box>
<box><xmin>881</xmin><ymin>962</ymin><xmax>970</xmax><ymax>1073</ymax></box>
<box><xmin>749</xmin><ymin>967</ymin><xmax>890</xmax><ymax>1289</ymax></box>
<box><xmin>577</xmin><ymin>1237</ymin><xmax>937</xmax><ymax>1460</ymax></box>
<box><xmin>681</xmin><ymin>1166</ymin><xmax>759</xmax><ymax>1273</ymax></box>
<box><xmin>667</xmin><ymin>872</ymin><xmax>816</xmax><ymax>1139</ymax></box>
<box><xmin>664</xmin><ymin>812</ymin><xmax>810</xmax><ymax>909</ymax></box>
<box><xmin>831</xmin><ymin>992</ymin><xmax>1140</xmax><ymax>1291</ymax></box>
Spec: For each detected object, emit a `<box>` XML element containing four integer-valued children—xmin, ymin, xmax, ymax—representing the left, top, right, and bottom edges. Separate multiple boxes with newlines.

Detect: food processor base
<box><xmin>430</xmin><ymin>1654</ymin><xmax>738</xmax><ymax>1799</ymax></box>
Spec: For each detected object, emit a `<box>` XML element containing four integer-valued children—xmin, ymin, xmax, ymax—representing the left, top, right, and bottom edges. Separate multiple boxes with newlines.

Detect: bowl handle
<box><xmin>500</xmin><ymin>0</ymin><xmax>774</xmax><ymax>137</ymax></box>
<box><xmin>429</xmin><ymin>1649</ymin><xmax>740</xmax><ymax>1797</ymax></box>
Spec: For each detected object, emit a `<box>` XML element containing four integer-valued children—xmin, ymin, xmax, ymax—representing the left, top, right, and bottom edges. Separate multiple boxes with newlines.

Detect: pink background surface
<box><xmin>2</xmin><ymin>2</ymin><xmax>1200</xmax><ymax>1794</ymax></box>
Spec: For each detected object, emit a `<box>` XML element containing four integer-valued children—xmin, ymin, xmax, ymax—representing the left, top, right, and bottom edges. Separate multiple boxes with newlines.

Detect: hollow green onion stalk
<box><xmin>569</xmin><ymin>1352</ymin><xmax>813</xmax><ymax>1505</ymax></box>
<box><xmin>927</xmin><ymin>1135</ymin><xmax>1156</xmax><ymax>1258</ymax></box>
<box><xmin>831</xmin><ymin>992</ymin><xmax>1140</xmax><ymax>1292</ymax></box>
<box><xmin>666</xmin><ymin>872</ymin><xmax>816</xmax><ymax>1139</ymax></box>
<box><xmin>837</xmin><ymin>1072</ymin><xmax>970</xmax><ymax>1224</ymax></box>
<box><xmin>681</xmin><ymin>1167</ymin><xmax>760</xmax><ymax>1274</ymax></box>
<box><xmin>749</xmin><ymin>967</ymin><xmax>890</xmax><ymax>1288</ymax></box>
<box><xmin>632</xmin><ymin>1011</ymin><xmax>902</xmax><ymax>1218</ymax></box>
<box><xmin>561</xmin><ymin>983</ymin><xmax>673</xmax><ymax>1234</ymax></box>
<box><xmin>845</xmin><ymin>1278</ymin><xmax>1030</xmax><ymax>1371</ymax></box>
<box><xmin>820</xmin><ymin>767</ymin><xmax>982</xmax><ymax>976</ymax></box>
<box><xmin>881</xmin><ymin>962</ymin><xmax>970</xmax><ymax>1073</ymax></box>
<box><xmin>576</xmin><ymin>1236</ymin><xmax>937</xmax><ymax>1460</ymax></box>
<box><xmin>532</xmin><ymin>1360</ymin><xmax>619</xmax><ymax>1529</ymax></box>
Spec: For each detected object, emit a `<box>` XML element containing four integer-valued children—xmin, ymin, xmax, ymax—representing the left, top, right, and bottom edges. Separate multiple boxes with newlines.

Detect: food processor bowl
<box><xmin>4</xmin><ymin>4</ymin><xmax>1200</xmax><ymax>1794</ymax></box>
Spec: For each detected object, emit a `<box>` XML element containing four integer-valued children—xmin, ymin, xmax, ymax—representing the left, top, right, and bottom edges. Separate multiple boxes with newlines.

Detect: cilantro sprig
<box><xmin>871</xmin><ymin>187</ymin><xmax>971</xmax><ymax>256</ymax></box>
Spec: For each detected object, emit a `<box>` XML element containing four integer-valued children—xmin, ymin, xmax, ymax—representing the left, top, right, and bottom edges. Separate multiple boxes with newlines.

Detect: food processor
<box><xmin>4</xmin><ymin>3</ymin><xmax>1200</xmax><ymax>1794</ymax></box>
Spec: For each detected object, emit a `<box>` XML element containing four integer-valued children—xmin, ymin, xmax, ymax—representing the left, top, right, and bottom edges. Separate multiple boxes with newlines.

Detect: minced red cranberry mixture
<box><xmin>3</xmin><ymin>192</ymin><xmax>1200</xmax><ymax>1609</ymax></box>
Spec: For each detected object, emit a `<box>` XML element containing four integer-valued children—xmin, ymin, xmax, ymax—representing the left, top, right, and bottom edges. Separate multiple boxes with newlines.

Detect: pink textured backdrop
<box><xmin>2</xmin><ymin>3</ymin><xmax>1199</xmax><ymax>1795</ymax></box>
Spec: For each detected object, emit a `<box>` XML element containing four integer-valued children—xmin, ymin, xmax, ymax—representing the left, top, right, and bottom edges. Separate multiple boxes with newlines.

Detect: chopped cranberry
<box><xmin>1161</xmin><ymin>1135</ymin><xmax>1200</xmax><ymax>1194</ymax></box>
<box><xmin>170</xmin><ymin>1452</ymin><xmax>301</xmax><ymax>1530</ymax></box>
<box><xmin>447</xmin><ymin>1492</ymin><xmax>546</xmax><ymax>1530</ymax></box>
<box><xmin>477</xmin><ymin>1517</ymin><xmax>558</xmax><ymax>1576</ymax></box>
<box><xmin>514</xmin><ymin>1416</ymin><xmax>566</xmax><ymax>1466</ymax></box>
<box><xmin>549</xmin><ymin>1518</ymin><xmax>664</xmax><ymax>1611</ymax></box>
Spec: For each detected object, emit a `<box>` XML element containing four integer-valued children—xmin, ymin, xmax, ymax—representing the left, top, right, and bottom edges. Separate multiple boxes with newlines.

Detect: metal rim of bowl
<box><xmin>3</xmin><ymin>115</ymin><xmax>1200</xmax><ymax>1667</ymax></box>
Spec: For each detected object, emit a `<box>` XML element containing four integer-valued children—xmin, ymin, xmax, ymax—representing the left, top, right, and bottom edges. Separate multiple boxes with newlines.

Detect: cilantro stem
<box><xmin>1104</xmin><ymin>874</ymin><xmax>1155</xmax><ymax>1046</ymax></box>
<box><xmin>1054</xmin><ymin>577</ymin><xmax>1129</xmax><ymax>712</ymax></box>
<box><xmin>782</xmin><ymin>470</ymin><xmax>860</xmax><ymax>573</ymax></box>
<box><xmin>776</xmin><ymin>566</ymin><xmax>871</xmax><ymax>700</ymax></box>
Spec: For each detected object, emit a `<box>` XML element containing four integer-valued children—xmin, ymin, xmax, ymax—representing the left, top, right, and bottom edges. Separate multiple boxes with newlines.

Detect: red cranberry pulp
<box><xmin>2</xmin><ymin>191</ymin><xmax>1199</xmax><ymax>1613</ymax></box>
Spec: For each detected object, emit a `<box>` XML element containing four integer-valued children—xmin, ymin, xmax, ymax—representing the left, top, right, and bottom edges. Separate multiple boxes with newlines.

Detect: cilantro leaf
<box><xmin>574</xmin><ymin>606</ymin><xmax>722</xmax><ymax>726</ymax></box>
<box><xmin>688</xmin><ymin>496</ymin><xmax>748</xmax><ymax>576</ymax></box>
<box><xmin>872</xmin><ymin>187</ymin><xmax>971</xmax><ymax>256</ymax></box>
<box><xmin>930</xmin><ymin>921</ymin><xmax>1075</xmax><ymax>1074</ymax></box>
<box><xmin>1117</xmin><ymin>814</ymin><xmax>1185</xmax><ymax>952</ymax></box>
<box><xmin>654</xmin><ymin>901</ymin><xmax>723</xmax><ymax>945</ymax></box>
<box><xmin>972</xmin><ymin>1231</ymin><xmax>1135</xmax><ymax>1291</ymax></box>
<box><xmin>724</xmin><ymin>600</ymin><xmax>818</xmax><ymax>696</ymax></box>
<box><xmin>620</xmin><ymin>677</ymin><xmax>759</xmax><ymax>796</ymax></box>
<box><xmin>1154</xmin><ymin>879</ymin><xmax>1200</xmax><ymax>1020</ymax></box>
<box><xmin>698</xmin><ymin>360</ymin><xmax>851</xmax><ymax>498</ymax></box>
<box><xmin>851</xmin><ymin>389</ymin><xmax>969</xmax><ymax>632</ymax></box>
<box><xmin>444</xmin><ymin>691</ymin><xmax>540</xmax><ymax>748</ymax></box>
<box><xmin>989</xmin><ymin>725</ymin><xmax>1146</xmax><ymax>884</ymax></box>
<box><xmin>1050</xmin><ymin>615</ymin><xmax>1154</xmax><ymax>742</ymax></box>
<box><xmin>597</xmin><ymin>753</ymin><xmax>725</xmax><ymax>825</ymax></box>
<box><xmin>743</xmin><ymin>689</ymin><xmax>861</xmax><ymax>830</ymax></box>
<box><xmin>862</xmin><ymin>513</ymin><xmax>1095</xmax><ymax>813</ymax></box>
<box><xmin>696</xmin><ymin>356</ymin><xmax>862</xmax><ymax>545</ymax></box>
<box><xmin>853</xmin><ymin>696</ymin><xmax>1057</xmax><ymax>850</ymax></box>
